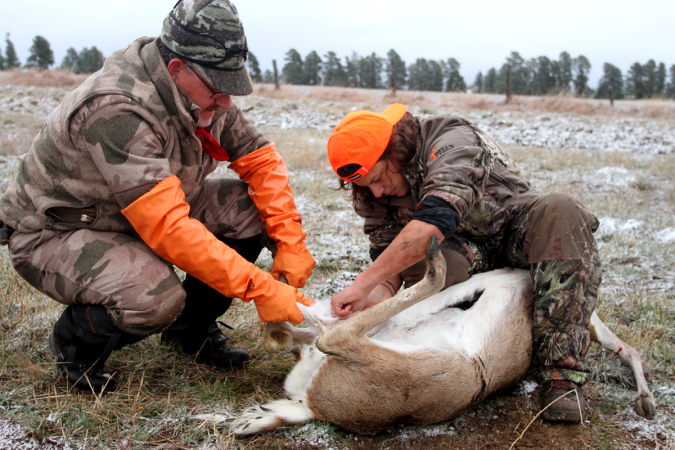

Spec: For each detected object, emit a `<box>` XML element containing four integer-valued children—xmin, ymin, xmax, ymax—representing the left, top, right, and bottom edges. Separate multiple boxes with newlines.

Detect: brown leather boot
<box><xmin>540</xmin><ymin>380</ymin><xmax>587</xmax><ymax>423</ymax></box>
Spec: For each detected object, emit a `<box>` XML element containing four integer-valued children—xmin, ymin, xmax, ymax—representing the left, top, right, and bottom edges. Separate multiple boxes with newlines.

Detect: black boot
<box><xmin>49</xmin><ymin>305</ymin><xmax>143</xmax><ymax>394</ymax></box>
<box><xmin>161</xmin><ymin>235</ymin><xmax>263</xmax><ymax>370</ymax></box>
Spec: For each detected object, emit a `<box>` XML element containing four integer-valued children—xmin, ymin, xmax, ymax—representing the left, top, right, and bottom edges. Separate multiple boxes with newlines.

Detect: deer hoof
<box><xmin>633</xmin><ymin>391</ymin><xmax>656</xmax><ymax>420</ymax></box>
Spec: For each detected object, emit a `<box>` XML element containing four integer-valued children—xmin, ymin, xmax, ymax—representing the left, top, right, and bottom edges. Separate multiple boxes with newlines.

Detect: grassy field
<box><xmin>0</xmin><ymin>71</ymin><xmax>674</xmax><ymax>449</ymax></box>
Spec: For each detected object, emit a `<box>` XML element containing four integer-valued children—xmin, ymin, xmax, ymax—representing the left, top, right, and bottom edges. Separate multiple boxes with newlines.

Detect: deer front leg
<box><xmin>590</xmin><ymin>312</ymin><xmax>656</xmax><ymax>419</ymax></box>
<box><xmin>318</xmin><ymin>236</ymin><xmax>446</xmax><ymax>356</ymax></box>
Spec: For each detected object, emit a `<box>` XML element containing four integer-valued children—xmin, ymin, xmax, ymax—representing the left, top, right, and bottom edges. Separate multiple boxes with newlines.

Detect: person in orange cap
<box><xmin>327</xmin><ymin>104</ymin><xmax>602</xmax><ymax>424</ymax></box>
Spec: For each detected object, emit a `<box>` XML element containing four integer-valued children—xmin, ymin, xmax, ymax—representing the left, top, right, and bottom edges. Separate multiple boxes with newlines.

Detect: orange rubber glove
<box><xmin>121</xmin><ymin>175</ymin><xmax>313</xmax><ymax>324</ymax></box>
<box><xmin>229</xmin><ymin>144</ymin><xmax>316</xmax><ymax>288</ymax></box>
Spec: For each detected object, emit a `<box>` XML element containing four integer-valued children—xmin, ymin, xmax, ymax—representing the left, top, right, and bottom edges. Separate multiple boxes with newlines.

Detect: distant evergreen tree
<box><xmin>484</xmin><ymin>67</ymin><xmax>498</xmax><ymax>93</ymax></box>
<box><xmin>642</xmin><ymin>59</ymin><xmax>657</xmax><ymax>98</ymax></box>
<box><xmin>247</xmin><ymin>52</ymin><xmax>262</xmax><ymax>82</ymax></box>
<box><xmin>26</xmin><ymin>35</ymin><xmax>54</xmax><ymax>70</ymax></box>
<box><xmin>60</xmin><ymin>47</ymin><xmax>79</xmax><ymax>71</ymax></box>
<box><xmin>444</xmin><ymin>58</ymin><xmax>466</xmax><ymax>92</ymax></box>
<box><xmin>473</xmin><ymin>71</ymin><xmax>483</xmax><ymax>93</ymax></box>
<box><xmin>262</xmin><ymin>69</ymin><xmax>274</xmax><ymax>83</ymax></box>
<box><xmin>0</xmin><ymin>47</ymin><xmax>5</xmax><ymax>70</ymax></box>
<box><xmin>625</xmin><ymin>62</ymin><xmax>645</xmax><ymax>99</ymax></box>
<box><xmin>323</xmin><ymin>51</ymin><xmax>346</xmax><ymax>86</ymax></box>
<box><xmin>302</xmin><ymin>51</ymin><xmax>322</xmax><ymax>86</ymax></box>
<box><xmin>345</xmin><ymin>52</ymin><xmax>360</xmax><ymax>87</ymax></box>
<box><xmin>75</xmin><ymin>46</ymin><xmax>105</xmax><ymax>74</ymax></box>
<box><xmin>424</xmin><ymin>59</ymin><xmax>442</xmax><ymax>91</ymax></box>
<box><xmin>667</xmin><ymin>65</ymin><xmax>675</xmax><ymax>99</ymax></box>
<box><xmin>534</xmin><ymin>56</ymin><xmax>555</xmax><ymax>94</ymax></box>
<box><xmin>572</xmin><ymin>55</ymin><xmax>591</xmax><ymax>96</ymax></box>
<box><xmin>655</xmin><ymin>62</ymin><xmax>666</xmax><ymax>97</ymax></box>
<box><xmin>523</xmin><ymin>58</ymin><xmax>538</xmax><ymax>95</ymax></box>
<box><xmin>282</xmin><ymin>49</ymin><xmax>304</xmax><ymax>84</ymax></box>
<box><xmin>557</xmin><ymin>51</ymin><xmax>573</xmax><ymax>92</ymax></box>
<box><xmin>359</xmin><ymin>53</ymin><xmax>383</xmax><ymax>89</ymax></box>
<box><xmin>407</xmin><ymin>58</ymin><xmax>428</xmax><ymax>91</ymax></box>
<box><xmin>4</xmin><ymin>33</ymin><xmax>20</xmax><ymax>69</ymax></box>
<box><xmin>595</xmin><ymin>63</ymin><xmax>624</xmax><ymax>99</ymax></box>
<box><xmin>385</xmin><ymin>49</ymin><xmax>406</xmax><ymax>92</ymax></box>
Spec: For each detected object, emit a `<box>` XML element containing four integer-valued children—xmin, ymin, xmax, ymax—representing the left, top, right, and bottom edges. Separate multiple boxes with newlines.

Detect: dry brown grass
<box><xmin>0</xmin><ymin>69</ymin><xmax>90</xmax><ymax>88</ymax></box>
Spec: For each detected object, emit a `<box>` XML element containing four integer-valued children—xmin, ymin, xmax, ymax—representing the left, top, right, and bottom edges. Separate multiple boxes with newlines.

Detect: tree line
<box><xmin>2</xmin><ymin>33</ymin><xmax>674</xmax><ymax>100</ymax></box>
<box><xmin>0</xmin><ymin>34</ymin><xmax>105</xmax><ymax>74</ymax></box>
<box><xmin>247</xmin><ymin>48</ymin><xmax>675</xmax><ymax>100</ymax></box>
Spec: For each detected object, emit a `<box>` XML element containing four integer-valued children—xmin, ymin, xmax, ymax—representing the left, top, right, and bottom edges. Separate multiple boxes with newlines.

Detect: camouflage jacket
<box><xmin>0</xmin><ymin>37</ymin><xmax>268</xmax><ymax>234</ymax></box>
<box><xmin>357</xmin><ymin>115</ymin><xmax>543</xmax><ymax>255</ymax></box>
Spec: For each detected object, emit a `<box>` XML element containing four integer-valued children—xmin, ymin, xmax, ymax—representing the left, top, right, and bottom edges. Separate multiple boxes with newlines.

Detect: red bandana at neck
<box><xmin>195</xmin><ymin>127</ymin><xmax>230</xmax><ymax>161</ymax></box>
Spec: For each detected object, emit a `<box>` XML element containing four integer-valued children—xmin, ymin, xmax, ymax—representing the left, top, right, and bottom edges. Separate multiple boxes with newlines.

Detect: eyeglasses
<box><xmin>186</xmin><ymin>63</ymin><xmax>224</xmax><ymax>99</ymax></box>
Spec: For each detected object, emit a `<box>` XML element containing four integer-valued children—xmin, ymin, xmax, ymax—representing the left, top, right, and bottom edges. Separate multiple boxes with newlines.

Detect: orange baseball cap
<box><xmin>327</xmin><ymin>104</ymin><xmax>407</xmax><ymax>182</ymax></box>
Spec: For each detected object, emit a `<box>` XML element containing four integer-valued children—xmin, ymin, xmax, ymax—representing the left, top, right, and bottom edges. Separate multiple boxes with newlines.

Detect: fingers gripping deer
<box><xmin>197</xmin><ymin>237</ymin><xmax>655</xmax><ymax>435</ymax></box>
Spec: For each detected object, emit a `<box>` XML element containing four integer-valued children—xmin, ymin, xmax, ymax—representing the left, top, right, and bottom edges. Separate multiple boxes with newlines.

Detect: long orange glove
<box><xmin>229</xmin><ymin>144</ymin><xmax>315</xmax><ymax>288</ymax></box>
<box><xmin>121</xmin><ymin>175</ymin><xmax>313</xmax><ymax>324</ymax></box>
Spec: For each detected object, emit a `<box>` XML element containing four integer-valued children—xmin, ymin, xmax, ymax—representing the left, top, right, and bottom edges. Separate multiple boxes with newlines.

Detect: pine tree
<box><xmin>60</xmin><ymin>47</ymin><xmax>79</xmax><ymax>71</ymax></box>
<box><xmin>534</xmin><ymin>56</ymin><xmax>555</xmax><ymax>95</ymax></box>
<box><xmin>667</xmin><ymin>65</ymin><xmax>675</xmax><ymax>99</ymax></box>
<box><xmin>444</xmin><ymin>58</ymin><xmax>466</xmax><ymax>92</ymax></box>
<box><xmin>359</xmin><ymin>53</ymin><xmax>383</xmax><ymax>89</ymax></box>
<box><xmin>625</xmin><ymin>62</ymin><xmax>645</xmax><ymax>99</ymax></box>
<box><xmin>345</xmin><ymin>52</ymin><xmax>360</xmax><ymax>87</ymax></box>
<box><xmin>247</xmin><ymin>52</ymin><xmax>262</xmax><ymax>82</ymax></box>
<box><xmin>303</xmin><ymin>51</ymin><xmax>322</xmax><ymax>86</ymax></box>
<box><xmin>656</xmin><ymin>62</ymin><xmax>666</xmax><ymax>97</ymax></box>
<box><xmin>572</xmin><ymin>55</ymin><xmax>591</xmax><ymax>96</ymax></box>
<box><xmin>473</xmin><ymin>71</ymin><xmax>483</xmax><ymax>93</ymax></box>
<box><xmin>558</xmin><ymin>51</ymin><xmax>573</xmax><ymax>92</ymax></box>
<box><xmin>282</xmin><ymin>48</ymin><xmax>304</xmax><ymax>84</ymax></box>
<box><xmin>642</xmin><ymin>59</ymin><xmax>657</xmax><ymax>98</ymax></box>
<box><xmin>262</xmin><ymin>69</ymin><xmax>274</xmax><ymax>83</ymax></box>
<box><xmin>323</xmin><ymin>51</ymin><xmax>346</xmax><ymax>86</ymax></box>
<box><xmin>0</xmin><ymin>47</ymin><xmax>5</xmax><ymax>70</ymax></box>
<box><xmin>75</xmin><ymin>47</ymin><xmax>105</xmax><ymax>74</ymax></box>
<box><xmin>385</xmin><ymin>49</ymin><xmax>406</xmax><ymax>92</ymax></box>
<box><xmin>484</xmin><ymin>68</ymin><xmax>498</xmax><ymax>93</ymax></box>
<box><xmin>26</xmin><ymin>35</ymin><xmax>54</xmax><ymax>70</ymax></box>
<box><xmin>595</xmin><ymin>63</ymin><xmax>623</xmax><ymax>99</ymax></box>
<box><xmin>5</xmin><ymin>33</ymin><xmax>20</xmax><ymax>69</ymax></box>
<box><xmin>407</xmin><ymin>58</ymin><xmax>428</xmax><ymax>91</ymax></box>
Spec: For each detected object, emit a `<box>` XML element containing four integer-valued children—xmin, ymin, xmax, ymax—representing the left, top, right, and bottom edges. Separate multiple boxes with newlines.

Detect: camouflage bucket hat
<box><xmin>161</xmin><ymin>0</ymin><xmax>253</xmax><ymax>95</ymax></box>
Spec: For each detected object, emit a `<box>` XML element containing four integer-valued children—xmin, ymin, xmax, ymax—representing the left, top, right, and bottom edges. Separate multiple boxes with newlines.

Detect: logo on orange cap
<box><xmin>327</xmin><ymin>104</ymin><xmax>407</xmax><ymax>182</ymax></box>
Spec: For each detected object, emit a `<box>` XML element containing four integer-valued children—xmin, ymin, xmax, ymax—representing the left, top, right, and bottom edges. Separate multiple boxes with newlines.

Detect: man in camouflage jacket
<box><xmin>327</xmin><ymin>105</ymin><xmax>601</xmax><ymax>423</ymax></box>
<box><xmin>0</xmin><ymin>0</ymin><xmax>315</xmax><ymax>394</ymax></box>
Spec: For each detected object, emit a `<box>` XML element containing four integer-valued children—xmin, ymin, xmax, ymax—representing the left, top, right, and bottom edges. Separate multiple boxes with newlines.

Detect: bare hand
<box><xmin>331</xmin><ymin>284</ymin><xmax>393</xmax><ymax>319</ymax></box>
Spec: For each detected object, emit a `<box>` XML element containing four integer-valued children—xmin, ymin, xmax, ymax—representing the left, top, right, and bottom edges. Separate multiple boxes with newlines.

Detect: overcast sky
<box><xmin>2</xmin><ymin>0</ymin><xmax>674</xmax><ymax>89</ymax></box>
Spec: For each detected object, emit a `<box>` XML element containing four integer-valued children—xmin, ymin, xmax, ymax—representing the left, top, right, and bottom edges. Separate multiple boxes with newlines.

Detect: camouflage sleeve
<box><xmin>70</xmin><ymin>95</ymin><xmax>173</xmax><ymax>208</ymax></box>
<box><xmin>210</xmin><ymin>103</ymin><xmax>270</xmax><ymax>160</ymax></box>
<box><xmin>419</xmin><ymin>123</ymin><xmax>485</xmax><ymax>220</ymax></box>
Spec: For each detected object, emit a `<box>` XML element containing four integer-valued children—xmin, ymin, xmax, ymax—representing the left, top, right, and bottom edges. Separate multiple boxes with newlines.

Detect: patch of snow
<box><xmin>515</xmin><ymin>380</ymin><xmax>539</xmax><ymax>397</ymax></box>
<box><xmin>586</xmin><ymin>167</ymin><xmax>637</xmax><ymax>192</ymax></box>
<box><xmin>655</xmin><ymin>227</ymin><xmax>675</xmax><ymax>244</ymax></box>
<box><xmin>596</xmin><ymin>217</ymin><xmax>650</xmax><ymax>239</ymax></box>
<box><xmin>0</xmin><ymin>417</ymin><xmax>85</xmax><ymax>450</ymax></box>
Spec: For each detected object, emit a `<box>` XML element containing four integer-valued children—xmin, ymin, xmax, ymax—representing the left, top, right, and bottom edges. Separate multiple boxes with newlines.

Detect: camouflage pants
<box><xmin>8</xmin><ymin>178</ymin><xmax>264</xmax><ymax>336</ymax></box>
<box><xmin>402</xmin><ymin>192</ymin><xmax>601</xmax><ymax>386</ymax></box>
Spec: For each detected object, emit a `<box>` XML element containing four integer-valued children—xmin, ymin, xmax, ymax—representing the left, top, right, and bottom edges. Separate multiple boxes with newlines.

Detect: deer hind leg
<box><xmin>263</xmin><ymin>322</ymin><xmax>318</xmax><ymax>354</ymax></box>
<box><xmin>590</xmin><ymin>312</ymin><xmax>656</xmax><ymax>419</ymax></box>
<box><xmin>195</xmin><ymin>345</ymin><xmax>326</xmax><ymax>435</ymax></box>
<box><xmin>317</xmin><ymin>236</ymin><xmax>446</xmax><ymax>356</ymax></box>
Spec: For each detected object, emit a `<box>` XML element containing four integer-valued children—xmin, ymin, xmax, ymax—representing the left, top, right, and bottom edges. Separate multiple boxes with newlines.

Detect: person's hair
<box><xmin>156</xmin><ymin>38</ymin><xmax>183</xmax><ymax>66</ymax></box>
<box><xmin>337</xmin><ymin>112</ymin><xmax>418</xmax><ymax>209</ymax></box>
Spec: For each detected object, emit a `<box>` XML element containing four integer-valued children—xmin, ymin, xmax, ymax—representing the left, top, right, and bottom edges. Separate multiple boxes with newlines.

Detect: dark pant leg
<box><xmin>503</xmin><ymin>192</ymin><xmax>601</xmax><ymax>386</ymax></box>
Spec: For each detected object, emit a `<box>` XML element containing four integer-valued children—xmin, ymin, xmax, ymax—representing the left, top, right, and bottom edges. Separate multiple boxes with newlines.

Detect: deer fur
<box><xmin>196</xmin><ymin>237</ymin><xmax>656</xmax><ymax>435</ymax></box>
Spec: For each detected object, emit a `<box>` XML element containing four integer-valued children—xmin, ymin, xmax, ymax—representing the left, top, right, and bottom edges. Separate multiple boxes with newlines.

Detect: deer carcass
<box><xmin>197</xmin><ymin>237</ymin><xmax>656</xmax><ymax>435</ymax></box>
